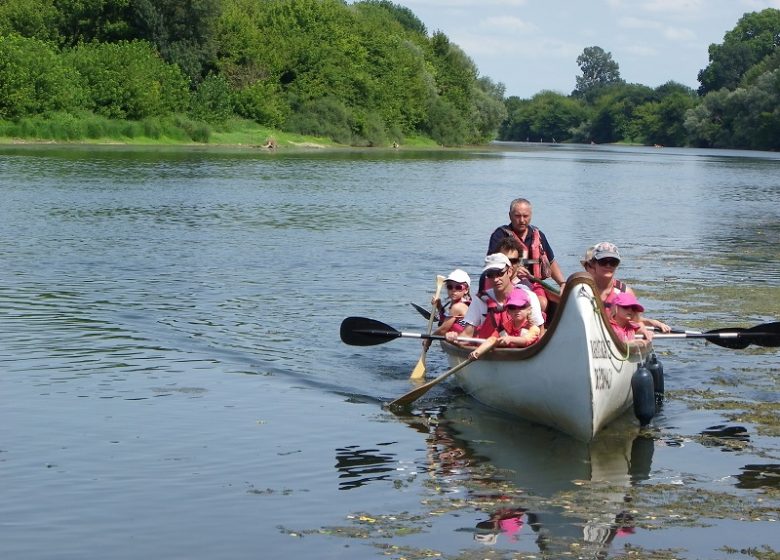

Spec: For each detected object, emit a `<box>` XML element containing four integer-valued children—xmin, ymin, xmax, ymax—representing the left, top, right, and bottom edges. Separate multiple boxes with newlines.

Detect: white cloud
<box><xmin>664</xmin><ymin>26</ymin><xmax>696</xmax><ymax>41</ymax></box>
<box><xmin>400</xmin><ymin>0</ymin><xmax>526</xmax><ymax>6</ymax></box>
<box><xmin>623</xmin><ymin>45</ymin><xmax>658</xmax><ymax>56</ymax></box>
<box><xmin>740</xmin><ymin>0</ymin><xmax>780</xmax><ymax>9</ymax></box>
<box><xmin>455</xmin><ymin>33</ymin><xmax>579</xmax><ymax>60</ymax></box>
<box><xmin>618</xmin><ymin>16</ymin><xmax>662</xmax><ymax>30</ymax></box>
<box><xmin>480</xmin><ymin>16</ymin><xmax>537</xmax><ymax>33</ymax></box>
<box><xmin>640</xmin><ymin>0</ymin><xmax>704</xmax><ymax>13</ymax></box>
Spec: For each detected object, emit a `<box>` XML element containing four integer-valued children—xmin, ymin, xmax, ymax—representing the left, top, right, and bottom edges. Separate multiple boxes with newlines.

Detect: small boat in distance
<box><xmin>440</xmin><ymin>272</ymin><xmax>651</xmax><ymax>442</ymax></box>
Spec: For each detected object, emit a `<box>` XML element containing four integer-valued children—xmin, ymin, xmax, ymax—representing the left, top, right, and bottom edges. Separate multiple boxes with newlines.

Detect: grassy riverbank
<box><xmin>0</xmin><ymin>113</ymin><xmax>440</xmax><ymax>150</ymax></box>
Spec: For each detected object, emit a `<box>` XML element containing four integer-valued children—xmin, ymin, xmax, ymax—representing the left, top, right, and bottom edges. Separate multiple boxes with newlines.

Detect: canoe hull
<box><xmin>442</xmin><ymin>273</ymin><xmax>648</xmax><ymax>442</ymax></box>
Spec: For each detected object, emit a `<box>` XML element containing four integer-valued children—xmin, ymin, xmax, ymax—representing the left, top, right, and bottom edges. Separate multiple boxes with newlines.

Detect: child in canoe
<box><xmin>433</xmin><ymin>269</ymin><xmax>472</xmax><ymax>336</ymax></box>
<box><xmin>609</xmin><ymin>292</ymin><xmax>652</xmax><ymax>349</ymax></box>
<box><xmin>468</xmin><ymin>289</ymin><xmax>541</xmax><ymax>360</ymax></box>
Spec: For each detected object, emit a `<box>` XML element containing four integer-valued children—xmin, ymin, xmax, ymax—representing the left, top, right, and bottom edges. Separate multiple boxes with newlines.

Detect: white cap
<box><xmin>482</xmin><ymin>253</ymin><xmax>511</xmax><ymax>272</ymax></box>
<box><xmin>446</xmin><ymin>269</ymin><xmax>471</xmax><ymax>286</ymax></box>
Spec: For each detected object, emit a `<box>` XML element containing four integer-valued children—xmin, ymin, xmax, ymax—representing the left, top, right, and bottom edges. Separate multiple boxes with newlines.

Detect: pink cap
<box><xmin>612</xmin><ymin>292</ymin><xmax>644</xmax><ymax>312</ymax></box>
<box><xmin>506</xmin><ymin>289</ymin><xmax>530</xmax><ymax>308</ymax></box>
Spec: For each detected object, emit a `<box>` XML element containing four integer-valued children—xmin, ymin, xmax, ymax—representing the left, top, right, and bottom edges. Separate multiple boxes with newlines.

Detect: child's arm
<box><xmin>500</xmin><ymin>325</ymin><xmax>541</xmax><ymax>347</ymax></box>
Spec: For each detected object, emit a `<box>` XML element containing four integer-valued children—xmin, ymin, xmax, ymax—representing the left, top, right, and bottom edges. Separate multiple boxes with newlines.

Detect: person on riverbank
<box><xmin>432</xmin><ymin>269</ymin><xmax>471</xmax><ymax>336</ymax></box>
<box><xmin>582</xmin><ymin>241</ymin><xmax>671</xmax><ymax>333</ymax></box>
<box><xmin>487</xmin><ymin>198</ymin><xmax>565</xmax><ymax>287</ymax></box>
<box><xmin>608</xmin><ymin>292</ymin><xmax>652</xmax><ymax>349</ymax></box>
<box><xmin>467</xmin><ymin>289</ymin><xmax>541</xmax><ymax>360</ymax></box>
<box><xmin>495</xmin><ymin>236</ymin><xmax>548</xmax><ymax>313</ymax></box>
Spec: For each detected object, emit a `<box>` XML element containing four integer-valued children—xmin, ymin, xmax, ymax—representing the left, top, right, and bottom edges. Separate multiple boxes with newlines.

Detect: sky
<box><xmin>388</xmin><ymin>0</ymin><xmax>780</xmax><ymax>98</ymax></box>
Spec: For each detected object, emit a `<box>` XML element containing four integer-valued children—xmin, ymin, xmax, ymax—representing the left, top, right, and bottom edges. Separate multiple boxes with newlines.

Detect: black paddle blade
<box><xmin>703</xmin><ymin>328</ymin><xmax>751</xmax><ymax>350</ymax></box>
<box><xmin>745</xmin><ymin>321</ymin><xmax>780</xmax><ymax>347</ymax></box>
<box><xmin>340</xmin><ymin>316</ymin><xmax>400</xmax><ymax>346</ymax></box>
<box><xmin>410</xmin><ymin>302</ymin><xmax>433</xmax><ymax>321</ymax></box>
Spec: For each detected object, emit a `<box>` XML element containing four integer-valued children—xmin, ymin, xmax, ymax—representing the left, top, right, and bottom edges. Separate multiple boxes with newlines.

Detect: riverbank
<box><xmin>0</xmin><ymin>115</ymin><xmax>441</xmax><ymax>151</ymax></box>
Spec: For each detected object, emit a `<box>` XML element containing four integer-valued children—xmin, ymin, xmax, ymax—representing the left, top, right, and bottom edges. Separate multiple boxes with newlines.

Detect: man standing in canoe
<box><xmin>487</xmin><ymin>198</ymin><xmax>565</xmax><ymax>287</ymax></box>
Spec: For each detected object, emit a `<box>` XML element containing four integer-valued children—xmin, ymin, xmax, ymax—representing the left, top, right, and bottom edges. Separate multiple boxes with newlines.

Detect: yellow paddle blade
<box><xmin>409</xmin><ymin>353</ymin><xmax>427</xmax><ymax>380</ymax></box>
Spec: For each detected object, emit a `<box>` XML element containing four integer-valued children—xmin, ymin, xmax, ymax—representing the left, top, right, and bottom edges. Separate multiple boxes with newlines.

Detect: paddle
<box><xmin>340</xmin><ymin>316</ymin><xmax>485</xmax><ymax>346</ymax></box>
<box><xmin>410</xmin><ymin>275</ymin><xmax>445</xmax><ymax>380</ymax></box>
<box><xmin>410</xmin><ymin>302</ymin><xmax>433</xmax><ymax>321</ymax></box>
<box><xmin>528</xmin><ymin>274</ymin><xmax>560</xmax><ymax>295</ymax></box>
<box><xmin>387</xmin><ymin>338</ymin><xmax>499</xmax><ymax>407</ymax></box>
<box><xmin>643</xmin><ymin>322</ymin><xmax>780</xmax><ymax>349</ymax></box>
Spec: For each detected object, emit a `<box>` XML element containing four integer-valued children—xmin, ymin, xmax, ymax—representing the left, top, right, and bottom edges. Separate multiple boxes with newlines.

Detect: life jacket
<box><xmin>502</xmin><ymin>225</ymin><xmax>548</xmax><ymax>279</ymax></box>
<box><xmin>603</xmin><ymin>280</ymin><xmax>628</xmax><ymax>309</ymax></box>
<box><xmin>475</xmin><ymin>292</ymin><xmax>509</xmax><ymax>339</ymax></box>
<box><xmin>438</xmin><ymin>297</ymin><xmax>471</xmax><ymax>333</ymax></box>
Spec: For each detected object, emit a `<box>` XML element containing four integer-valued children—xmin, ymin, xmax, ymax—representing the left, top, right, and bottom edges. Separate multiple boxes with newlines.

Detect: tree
<box><xmin>128</xmin><ymin>0</ymin><xmax>221</xmax><ymax>85</ymax></box>
<box><xmin>0</xmin><ymin>34</ymin><xmax>84</xmax><ymax>119</ymax></box>
<box><xmin>697</xmin><ymin>8</ymin><xmax>780</xmax><ymax>94</ymax></box>
<box><xmin>498</xmin><ymin>91</ymin><xmax>586</xmax><ymax>142</ymax></box>
<box><xmin>0</xmin><ymin>0</ymin><xmax>60</xmax><ymax>42</ymax></box>
<box><xmin>65</xmin><ymin>40</ymin><xmax>189</xmax><ymax>119</ymax></box>
<box><xmin>686</xmin><ymin>68</ymin><xmax>780</xmax><ymax>149</ymax></box>
<box><xmin>632</xmin><ymin>95</ymin><xmax>696</xmax><ymax>147</ymax></box>
<box><xmin>53</xmin><ymin>0</ymin><xmax>134</xmax><ymax>46</ymax></box>
<box><xmin>573</xmin><ymin>46</ymin><xmax>623</xmax><ymax>99</ymax></box>
<box><xmin>587</xmin><ymin>83</ymin><xmax>654</xmax><ymax>143</ymax></box>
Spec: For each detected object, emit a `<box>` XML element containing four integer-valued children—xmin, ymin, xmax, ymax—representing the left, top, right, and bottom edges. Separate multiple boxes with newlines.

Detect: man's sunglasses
<box><xmin>596</xmin><ymin>258</ymin><xmax>620</xmax><ymax>267</ymax></box>
<box><xmin>446</xmin><ymin>282</ymin><xmax>467</xmax><ymax>291</ymax></box>
<box><xmin>485</xmin><ymin>268</ymin><xmax>509</xmax><ymax>279</ymax></box>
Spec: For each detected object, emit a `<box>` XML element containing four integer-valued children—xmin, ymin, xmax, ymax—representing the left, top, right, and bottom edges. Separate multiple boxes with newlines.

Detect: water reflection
<box><xmin>700</xmin><ymin>424</ymin><xmax>751</xmax><ymax>451</ymax></box>
<box><xmin>334</xmin><ymin>443</ymin><xmax>400</xmax><ymax>490</ymax></box>
<box><xmin>735</xmin><ymin>464</ymin><xmax>780</xmax><ymax>490</ymax></box>
<box><xmin>401</xmin><ymin>399</ymin><xmax>654</xmax><ymax>558</ymax></box>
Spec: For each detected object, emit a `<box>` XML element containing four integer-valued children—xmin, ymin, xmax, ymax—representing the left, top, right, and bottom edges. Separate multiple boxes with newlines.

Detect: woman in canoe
<box><xmin>583</xmin><ymin>242</ymin><xmax>671</xmax><ymax>333</ymax></box>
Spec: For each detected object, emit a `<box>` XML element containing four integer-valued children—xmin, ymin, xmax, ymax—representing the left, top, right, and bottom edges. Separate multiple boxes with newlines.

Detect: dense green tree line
<box><xmin>0</xmin><ymin>0</ymin><xmax>505</xmax><ymax>145</ymax></box>
<box><xmin>1</xmin><ymin>1</ymin><xmax>777</xmax><ymax>149</ymax></box>
<box><xmin>500</xmin><ymin>8</ymin><xmax>780</xmax><ymax>150</ymax></box>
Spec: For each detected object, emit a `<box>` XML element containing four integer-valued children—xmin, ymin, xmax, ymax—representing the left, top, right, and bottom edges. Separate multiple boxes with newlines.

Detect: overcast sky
<box><xmin>389</xmin><ymin>0</ymin><xmax>780</xmax><ymax>98</ymax></box>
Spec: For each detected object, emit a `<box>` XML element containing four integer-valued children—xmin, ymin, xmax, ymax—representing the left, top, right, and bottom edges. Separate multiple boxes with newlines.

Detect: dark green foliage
<box><xmin>0</xmin><ymin>0</ymin><xmax>60</xmax><ymax>42</ymax></box>
<box><xmin>631</xmin><ymin>88</ymin><xmax>697</xmax><ymax>147</ymax></box>
<box><xmin>232</xmin><ymin>79</ymin><xmax>288</xmax><ymax>128</ymax></box>
<box><xmin>284</xmin><ymin>95</ymin><xmax>355</xmax><ymax>144</ymax></box>
<box><xmin>573</xmin><ymin>46</ymin><xmax>623</xmax><ymax>99</ymax></box>
<box><xmin>686</xmin><ymin>69</ymin><xmax>780</xmax><ymax>149</ymax></box>
<box><xmin>697</xmin><ymin>8</ymin><xmax>780</xmax><ymax>94</ymax></box>
<box><xmin>1</xmin><ymin>0</ymin><xmax>778</xmax><ymax>149</ymax></box>
<box><xmin>64</xmin><ymin>40</ymin><xmax>190</xmax><ymax>119</ymax></box>
<box><xmin>498</xmin><ymin>91</ymin><xmax>586</xmax><ymax>142</ymax></box>
<box><xmin>128</xmin><ymin>0</ymin><xmax>221</xmax><ymax>84</ymax></box>
<box><xmin>53</xmin><ymin>0</ymin><xmax>134</xmax><ymax>46</ymax></box>
<box><xmin>0</xmin><ymin>34</ymin><xmax>84</xmax><ymax>119</ymax></box>
<box><xmin>190</xmin><ymin>74</ymin><xmax>233</xmax><ymax>123</ymax></box>
<box><xmin>356</xmin><ymin>0</ymin><xmax>426</xmax><ymax>35</ymax></box>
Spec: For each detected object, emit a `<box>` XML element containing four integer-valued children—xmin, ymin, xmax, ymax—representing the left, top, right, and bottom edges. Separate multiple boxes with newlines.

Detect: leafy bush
<box><xmin>284</xmin><ymin>96</ymin><xmax>354</xmax><ymax>144</ymax></box>
<box><xmin>231</xmin><ymin>79</ymin><xmax>289</xmax><ymax>128</ymax></box>
<box><xmin>189</xmin><ymin>74</ymin><xmax>234</xmax><ymax>123</ymax></box>
<box><xmin>64</xmin><ymin>40</ymin><xmax>190</xmax><ymax>120</ymax></box>
<box><xmin>0</xmin><ymin>34</ymin><xmax>84</xmax><ymax>119</ymax></box>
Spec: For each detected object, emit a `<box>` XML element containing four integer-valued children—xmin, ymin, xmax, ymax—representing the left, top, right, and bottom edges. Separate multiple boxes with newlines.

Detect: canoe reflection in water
<box><xmin>402</xmin><ymin>398</ymin><xmax>654</xmax><ymax>557</ymax></box>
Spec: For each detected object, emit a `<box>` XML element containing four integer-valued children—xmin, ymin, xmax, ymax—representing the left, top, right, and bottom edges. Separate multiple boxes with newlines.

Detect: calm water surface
<box><xmin>1</xmin><ymin>143</ymin><xmax>779</xmax><ymax>559</ymax></box>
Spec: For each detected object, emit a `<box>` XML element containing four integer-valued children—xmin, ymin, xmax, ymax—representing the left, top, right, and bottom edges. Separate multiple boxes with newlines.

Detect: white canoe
<box><xmin>441</xmin><ymin>272</ymin><xmax>650</xmax><ymax>442</ymax></box>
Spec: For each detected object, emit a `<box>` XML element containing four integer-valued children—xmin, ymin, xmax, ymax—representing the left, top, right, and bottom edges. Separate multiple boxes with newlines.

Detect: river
<box><xmin>1</xmin><ymin>142</ymin><xmax>778</xmax><ymax>559</ymax></box>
